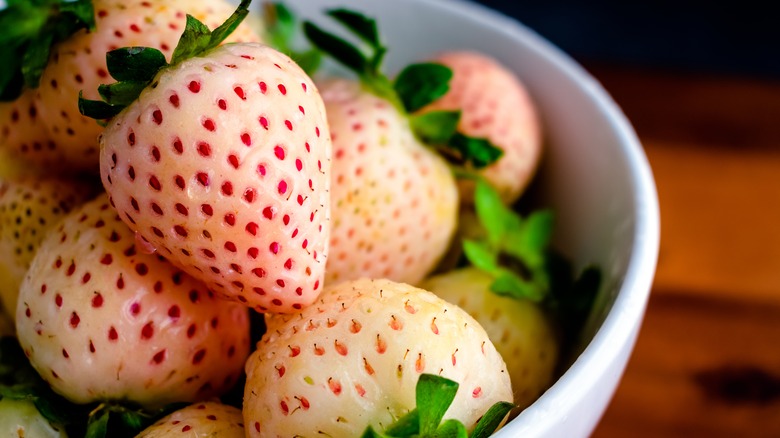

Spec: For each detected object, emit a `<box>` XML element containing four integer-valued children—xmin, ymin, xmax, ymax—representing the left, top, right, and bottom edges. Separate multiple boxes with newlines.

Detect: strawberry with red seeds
<box><xmin>0</xmin><ymin>90</ymin><xmax>61</xmax><ymax>172</ymax></box>
<box><xmin>303</xmin><ymin>10</ymin><xmax>506</xmax><ymax>286</ymax></box>
<box><xmin>418</xmin><ymin>51</ymin><xmax>543</xmax><ymax>204</ymax></box>
<box><xmin>81</xmin><ymin>1</ymin><xmax>331</xmax><ymax>313</ymax></box>
<box><xmin>15</xmin><ymin>194</ymin><xmax>251</xmax><ymax>408</ymax></box>
<box><xmin>0</xmin><ymin>175</ymin><xmax>97</xmax><ymax>323</ymax></box>
<box><xmin>136</xmin><ymin>401</ymin><xmax>245</xmax><ymax>437</ymax></box>
<box><xmin>319</xmin><ymin>79</ymin><xmax>458</xmax><ymax>285</ymax></box>
<box><xmin>27</xmin><ymin>0</ymin><xmax>261</xmax><ymax>173</ymax></box>
<box><xmin>243</xmin><ymin>278</ymin><xmax>513</xmax><ymax>437</ymax></box>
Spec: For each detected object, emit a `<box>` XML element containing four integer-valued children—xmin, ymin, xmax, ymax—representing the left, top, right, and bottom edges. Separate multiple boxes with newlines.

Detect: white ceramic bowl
<box><xmin>280</xmin><ymin>0</ymin><xmax>661</xmax><ymax>436</ymax></box>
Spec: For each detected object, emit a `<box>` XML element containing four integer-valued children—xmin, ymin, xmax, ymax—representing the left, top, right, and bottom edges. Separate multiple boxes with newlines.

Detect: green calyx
<box><xmin>84</xmin><ymin>402</ymin><xmax>187</xmax><ymax>438</ymax></box>
<box><xmin>78</xmin><ymin>0</ymin><xmax>252</xmax><ymax>121</ymax></box>
<box><xmin>303</xmin><ymin>8</ymin><xmax>502</xmax><ymax>169</ymax></box>
<box><xmin>0</xmin><ymin>0</ymin><xmax>95</xmax><ymax>101</ymax></box>
<box><xmin>360</xmin><ymin>373</ymin><xmax>514</xmax><ymax>438</ymax></box>
<box><xmin>463</xmin><ymin>178</ymin><xmax>555</xmax><ymax>302</ymax></box>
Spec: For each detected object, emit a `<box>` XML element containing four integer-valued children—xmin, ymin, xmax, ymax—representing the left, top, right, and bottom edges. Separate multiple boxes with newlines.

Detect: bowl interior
<box><xmin>272</xmin><ymin>0</ymin><xmax>660</xmax><ymax>434</ymax></box>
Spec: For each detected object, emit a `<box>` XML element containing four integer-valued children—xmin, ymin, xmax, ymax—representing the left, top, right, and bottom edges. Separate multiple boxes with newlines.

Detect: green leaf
<box><xmin>462</xmin><ymin>239</ymin><xmax>499</xmax><ymax>275</ymax></box>
<box><xmin>58</xmin><ymin>0</ymin><xmax>97</xmax><ymax>30</ymax></box>
<box><xmin>0</xmin><ymin>3</ymin><xmax>48</xmax><ymax>45</ymax></box>
<box><xmin>523</xmin><ymin>210</ymin><xmax>555</xmax><ymax>253</ymax></box>
<box><xmin>262</xmin><ymin>3</ymin><xmax>321</xmax><ymax>76</ymax></box>
<box><xmin>0</xmin><ymin>0</ymin><xmax>95</xmax><ymax>96</ymax></box>
<box><xmin>503</xmin><ymin>210</ymin><xmax>554</xmax><ymax>270</ymax></box>
<box><xmin>170</xmin><ymin>14</ymin><xmax>212</xmax><ymax>65</ymax></box>
<box><xmin>466</xmin><ymin>179</ymin><xmax>556</xmax><ymax>302</ymax></box>
<box><xmin>417</xmin><ymin>374</ymin><xmax>459</xmax><ymax>435</ymax></box>
<box><xmin>361</xmin><ymin>426</ymin><xmax>390</xmax><ymax>438</ymax></box>
<box><xmin>79</xmin><ymin>0</ymin><xmax>250</xmax><ymax>120</ymax></box>
<box><xmin>106</xmin><ymin>47</ymin><xmax>167</xmax><ymax>82</ymax></box>
<box><xmin>292</xmin><ymin>48</ymin><xmax>322</xmax><ymax>76</ymax></box>
<box><xmin>31</xmin><ymin>394</ymin><xmax>71</xmax><ymax>428</ymax></box>
<box><xmin>117</xmin><ymin>410</ymin><xmax>148</xmax><ymax>431</ymax></box>
<box><xmin>207</xmin><ymin>0</ymin><xmax>252</xmax><ymax>50</ymax></box>
<box><xmin>169</xmin><ymin>0</ymin><xmax>250</xmax><ymax>66</ymax></box>
<box><xmin>326</xmin><ymin>8</ymin><xmax>381</xmax><ymax>49</ymax></box>
<box><xmin>470</xmin><ymin>401</ymin><xmax>515</xmax><ymax>438</ymax></box>
<box><xmin>384</xmin><ymin>409</ymin><xmax>420</xmax><ymax>436</ymax></box>
<box><xmin>394</xmin><ymin>63</ymin><xmax>452</xmax><ymax>113</ymax></box>
<box><xmin>303</xmin><ymin>21</ymin><xmax>368</xmax><ymax>74</ymax></box>
<box><xmin>434</xmin><ymin>419</ymin><xmax>468</xmax><ymax>438</ymax></box>
<box><xmin>263</xmin><ymin>2</ymin><xmax>296</xmax><ymax>52</ymax></box>
<box><xmin>303</xmin><ymin>8</ymin><xmax>394</xmax><ymax>95</ymax></box>
<box><xmin>98</xmin><ymin>81</ymin><xmax>148</xmax><ymax>106</ymax></box>
<box><xmin>78</xmin><ymin>92</ymin><xmax>124</xmax><ymax>120</ymax></box>
<box><xmin>85</xmin><ymin>408</ymin><xmax>110</xmax><ymax>438</ymax></box>
<box><xmin>491</xmin><ymin>270</ymin><xmax>545</xmax><ymax>302</ymax></box>
<box><xmin>473</xmin><ymin>179</ymin><xmax>510</xmax><ymax>247</ymax></box>
<box><xmin>20</xmin><ymin>32</ymin><xmax>54</xmax><ymax>88</ymax></box>
<box><xmin>448</xmin><ymin>133</ymin><xmax>503</xmax><ymax>169</ymax></box>
<box><xmin>411</xmin><ymin>111</ymin><xmax>460</xmax><ymax>145</ymax></box>
<box><xmin>0</xmin><ymin>51</ymin><xmax>23</xmax><ymax>101</ymax></box>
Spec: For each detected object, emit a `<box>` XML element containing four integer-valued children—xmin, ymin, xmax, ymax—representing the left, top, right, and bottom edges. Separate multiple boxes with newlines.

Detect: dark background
<box><xmin>475</xmin><ymin>0</ymin><xmax>780</xmax><ymax>78</ymax></box>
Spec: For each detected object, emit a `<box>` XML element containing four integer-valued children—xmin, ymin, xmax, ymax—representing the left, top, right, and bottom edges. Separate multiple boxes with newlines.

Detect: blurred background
<box><xmin>474</xmin><ymin>1</ymin><xmax>780</xmax><ymax>437</ymax></box>
<box><xmin>476</xmin><ymin>0</ymin><xmax>780</xmax><ymax>78</ymax></box>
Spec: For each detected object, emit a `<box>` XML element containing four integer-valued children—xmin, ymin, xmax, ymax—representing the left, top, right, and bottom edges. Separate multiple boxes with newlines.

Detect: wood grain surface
<box><xmin>583</xmin><ymin>64</ymin><xmax>780</xmax><ymax>437</ymax></box>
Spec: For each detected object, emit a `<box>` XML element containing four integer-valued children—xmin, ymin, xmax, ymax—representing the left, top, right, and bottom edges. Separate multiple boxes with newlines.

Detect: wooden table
<box><xmin>581</xmin><ymin>63</ymin><xmax>780</xmax><ymax>437</ymax></box>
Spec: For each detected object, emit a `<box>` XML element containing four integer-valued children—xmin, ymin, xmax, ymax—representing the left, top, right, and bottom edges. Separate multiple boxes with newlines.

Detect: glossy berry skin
<box><xmin>136</xmin><ymin>402</ymin><xmax>244</xmax><ymax>437</ymax></box>
<box><xmin>0</xmin><ymin>176</ymin><xmax>96</xmax><ymax>323</ymax></box>
<box><xmin>419</xmin><ymin>51</ymin><xmax>543</xmax><ymax>204</ymax></box>
<box><xmin>421</xmin><ymin>267</ymin><xmax>560</xmax><ymax>409</ymax></box>
<box><xmin>15</xmin><ymin>194</ymin><xmax>250</xmax><ymax>408</ymax></box>
<box><xmin>99</xmin><ymin>43</ymin><xmax>331</xmax><ymax>313</ymax></box>
<box><xmin>243</xmin><ymin>278</ymin><xmax>513</xmax><ymax>437</ymax></box>
<box><xmin>320</xmin><ymin>79</ymin><xmax>457</xmax><ymax>286</ymax></box>
<box><xmin>35</xmin><ymin>0</ymin><xmax>261</xmax><ymax>173</ymax></box>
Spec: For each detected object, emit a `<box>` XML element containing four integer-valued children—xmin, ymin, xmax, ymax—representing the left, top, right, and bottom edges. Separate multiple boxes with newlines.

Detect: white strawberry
<box><xmin>0</xmin><ymin>398</ymin><xmax>67</xmax><ymax>438</ymax></box>
<box><xmin>320</xmin><ymin>79</ymin><xmax>458</xmax><ymax>286</ymax></box>
<box><xmin>303</xmin><ymin>11</ymin><xmax>465</xmax><ymax>286</ymax></box>
<box><xmin>0</xmin><ymin>176</ymin><xmax>97</xmax><ymax>323</ymax></box>
<box><xmin>0</xmin><ymin>90</ymin><xmax>60</xmax><ymax>172</ymax></box>
<box><xmin>135</xmin><ymin>401</ymin><xmax>244</xmax><ymax>437</ymax></box>
<box><xmin>418</xmin><ymin>51</ymin><xmax>543</xmax><ymax>204</ymax></box>
<box><xmin>15</xmin><ymin>194</ymin><xmax>251</xmax><ymax>408</ymax></box>
<box><xmin>30</xmin><ymin>0</ymin><xmax>261</xmax><ymax>173</ymax></box>
<box><xmin>243</xmin><ymin>278</ymin><xmax>513</xmax><ymax>437</ymax></box>
<box><xmin>83</xmin><ymin>4</ymin><xmax>331</xmax><ymax>313</ymax></box>
<box><xmin>421</xmin><ymin>267</ymin><xmax>560</xmax><ymax>409</ymax></box>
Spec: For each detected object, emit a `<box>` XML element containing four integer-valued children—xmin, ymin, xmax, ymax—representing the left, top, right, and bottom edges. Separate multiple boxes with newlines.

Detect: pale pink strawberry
<box><xmin>0</xmin><ymin>90</ymin><xmax>60</xmax><ymax>173</ymax></box>
<box><xmin>321</xmin><ymin>79</ymin><xmax>458</xmax><ymax>286</ymax></box>
<box><xmin>35</xmin><ymin>0</ymin><xmax>261</xmax><ymax>173</ymax></box>
<box><xmin>418</xmin><ymin>51</ymin><xmax>543</xmax><ymax>204</ymax></box>
<box><xmin>421</xmin><ymin>267</ymin><xmax>560</xmax><ymax>409</ymax></box>
<box><xmin>15</xmin><ymin>194</ymin><xmax>250</xmax><ymax>408</ymax></box>
<box><xmin>99</xmin><ymin>43</ymin><xmax>331</xmax><ymax>313</ymax></box>
<box><xmin>243</xmin><ymin>278</ymin><xmax>512</xmax><ymax>436</ymax></box>
<box><xmin>0</xmin><ymin>176</ymin><xmax>97</xmax><ymax>323</ymax></box>
<box><xmin>136</xmin><ymin>402</ymin><xmax>244</xmax><ymax>437</ymax></box>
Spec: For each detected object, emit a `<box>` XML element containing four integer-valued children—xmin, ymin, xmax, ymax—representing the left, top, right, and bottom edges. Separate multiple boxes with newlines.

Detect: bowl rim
<box><xmin>407</xmin><ymin>0</ymin><xmax>660</xmax><ymax>435</ymax></box>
